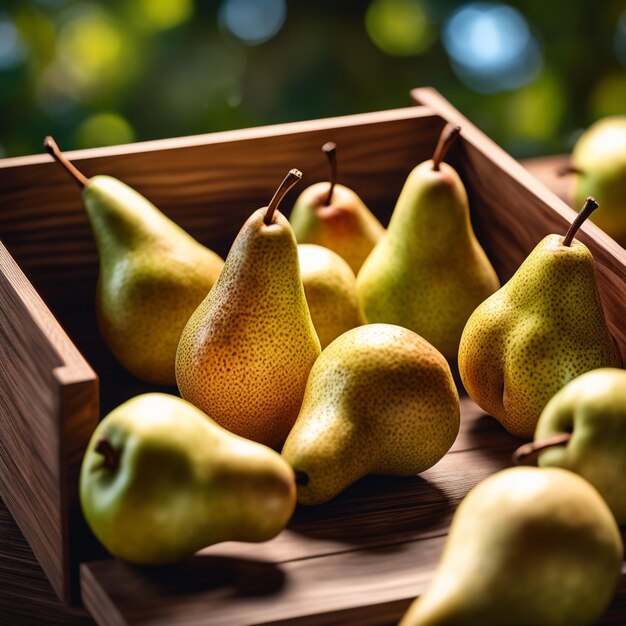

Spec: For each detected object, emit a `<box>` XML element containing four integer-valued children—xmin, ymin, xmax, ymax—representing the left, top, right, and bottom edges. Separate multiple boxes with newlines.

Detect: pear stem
<box><xmin>44</xmin><ymin>136</ymin><xmax>89</xmax><ymax>189</ymax></box>
<box><xmin>322</xmin><ymin>142</ymin><xmax>337</xmax><ymax>206</ymax></box>
<box><xmin>94</xmin><ymin>438</ymin><xmax>118</xmax><ymax>471</ymax></box>
<box><xmin>562</xmin><ymin>196</ymin><xmax>599</xmax><ymax>247</ymax></box>
<box><xmin>556</xmin><ymin>164</ymin><xmax>584</xmax><ymax>177</ymax></box>
<box><xmin>294</xmin><ymin>470</ymin><xmax>309</xmax><ymax>486</ymax></box>
<box><xmin>264</xmin><ymin>169</ymin><xmax>303</xmax><ymax>225</ymax></box>
<box><xmin>432</xmin><ymin>124</ymin><xmax>461</xmax><ymax>171</ymax></box>
<box><xmin>512</xmin><ymin>433</ymin><xmax>571</xmax><ymax>466</ymax></box>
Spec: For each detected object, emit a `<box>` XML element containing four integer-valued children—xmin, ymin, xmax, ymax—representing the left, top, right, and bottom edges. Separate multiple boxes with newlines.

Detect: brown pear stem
<box><xmin>432</xmin><ymin>124</ymin><xmax>461</xmax><ymax>171</ymax></box>
<box><xmin>322</xmin><ymin>142</ymin><xmax>337</xmax><ymax>205</ymax></box>
<box><xmin>556</xmin><ymin>164</ymin><xmax>584</xmax><ymax>177</ymax></box>
<box><xmin>512</xmin><ymin>433</ymin><xmax>571</xmax><ymax>466</ymax></box>
<box><xmin>264</xmin><ymin>169</ymin><xmax>303</xmax><ymax>225</ymax></box>
<box><xmin>44</xmin><ymin>136</ymin><xmax>89</xmax><ymax>188</ymax></box>
<box><xmin>94</xmin><ymin>438</ymin><xmax>118</xmax><ymax>471</ymax></box>
<box><xmin>562</xmin><ymin>196</ymin><xmax>599</xmax><ymax>247</ymax></box>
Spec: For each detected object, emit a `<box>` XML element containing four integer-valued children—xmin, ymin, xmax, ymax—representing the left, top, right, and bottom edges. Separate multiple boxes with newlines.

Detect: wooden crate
<box><xmin>0</xmin><ymin>88</ymin><xmax>624</xmax><ymax>623</ymax></box>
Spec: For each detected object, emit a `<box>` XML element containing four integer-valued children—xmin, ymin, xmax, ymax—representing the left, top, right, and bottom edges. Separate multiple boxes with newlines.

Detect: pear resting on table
<box><xmin>290</xmin><ymin>141</ymin><xmax>384</xmax><ymax>274</ymax></box>
<box><xmin>357</xmin><ymin>124</ymin><xmax>500</xmax><ymax>361</ymax></box>
<box><xmin>459</xmin><ymin>197</ymin><xmax>622</xmax><ymax>439</ymax></box>
<box><xmin>282</xmin><ymin>323</ymin><xmax>460</xmax><ymax>505</ymax></box>
<box><xmin>176</xmin><ymin>169</ymin><xmax>321</xmax><ymax>449</ymax></box>
<box><xmin>400</xmin><ymin>467</ymin><xmax>623</xmax><ymax>626</ymax></box>
<box><xmin>80</xmin><ymin>393</ymin><xmax>296</xmax><ymax>565</ymax></box>
<box><xmin>44</xmin><ymin>137</ymin><xmax>224</xmax><ymax>386</ymax></box>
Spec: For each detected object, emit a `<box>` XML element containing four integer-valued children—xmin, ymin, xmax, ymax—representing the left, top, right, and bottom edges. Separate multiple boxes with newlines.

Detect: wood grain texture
<box><xmin>411</xmin><ymin>88</ymin><xmax>626</xmax><ymax>362</ymax></box>
<box><xmin>0</xmin><ymin>497</ymin><xmax>94</xmax><ymax>625</ymax></box>
<box><xmin>80</xmin><ymin>403</ymin><xmax>626</xmax><ymax>626</ymax></box>
<box><xmin>0</xmin><ymin>242</ymin><xmax>99</xmax><ymax>602</ymax></box>
<box><xmin>522</xmin><ymin>154</ymin><xmax>572</xmax><ymax>205</ymax></box>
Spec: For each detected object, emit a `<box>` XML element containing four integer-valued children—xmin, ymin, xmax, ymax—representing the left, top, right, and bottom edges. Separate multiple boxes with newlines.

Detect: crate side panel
<box><xmin>0</xmin><ymin>243</ymin><xmax>99</xmax><ymax>602</ymax></box>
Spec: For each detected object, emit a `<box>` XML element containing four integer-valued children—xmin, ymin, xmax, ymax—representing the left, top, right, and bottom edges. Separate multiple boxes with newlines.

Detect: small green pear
<box><xmin>400</xmin><ymin>467</ymin><xmax>623</xmax><ymax>626</ymax></box>
<box><xmin>514</xmin><ymin>368</ymin><xmax>626</xmax><ymax>524</ymax></box>
<box><xmin>176</xmin><ymin>170</ymin><xmax>321</xmax><ymax>448</ymax></box>
<box><xmin>357</xmin><ymin>124</ymin><xmax>499</xmax><ymax>361</ymax></box>
<box><xmin>289</xmin><ymin>142</ymin><xmax>384</xmax><ymax>274</ymax></box>
<box><xmin>44</xmin><ymin>137</ymin><xmax>223</xmax><ymax>386</ymax></box>
<box><xmin>282</xmin><ymin>324</ymin><xmax>459</xmax><ymax>505</ymax></box>
<box><xmin>80</xmin><ymin>393</ymin><xmax>296</xmax><ymax>565</ymax></box>
<box><xmin>570</xmin><ymin>116</ymin><xmax>626</xmax><ymax>246</ymax></box>
<box><xmin>459</xmin><ymin>198</ymin><xmax>622</xmax><ymax>439</ymax></box>
<box><xmin>298</xmin><ymin>243</ymin><xmax>364</xmax><ymax>349</ymax></box>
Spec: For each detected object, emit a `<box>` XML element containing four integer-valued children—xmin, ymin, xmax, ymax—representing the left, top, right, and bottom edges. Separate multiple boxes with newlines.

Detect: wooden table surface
<box><xmin>1</xmin><ymin>155</ymin><xmax>625</xmax><ymax>625</ymax></box>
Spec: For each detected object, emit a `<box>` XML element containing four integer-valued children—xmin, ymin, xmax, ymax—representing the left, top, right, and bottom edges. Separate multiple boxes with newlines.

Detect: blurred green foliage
<box><xmin>0</xmin><ymin>0</ymin><xmax>625</xmax><ymax>159</ymax></box>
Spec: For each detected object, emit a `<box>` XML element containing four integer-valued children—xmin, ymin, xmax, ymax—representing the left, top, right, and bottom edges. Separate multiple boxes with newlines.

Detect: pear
<box><xmin>281</xmin><ymin>324</ymin><xmax>459</xmax><ymax>505</ymax></box>
<box><xmin>289</xmin><ymin>142</ymin><xmax>384</xmax><ymax>274</ymax></box>
<box><xmin>399</xmin><ymin>467</ymin><xmax>623</xmax><ymax>626</ymax></box>
<box><xmin>459</xmin><ymin>198</ymin><xmax>622</xmax><ymax>439</ymax></box>
<box><xmin>176</xmin><ymin>170</ymin><xmax>320</xmax><ymax>448</ymax></box>
<box><xmin>44</xmin><ymin>137</ymin><xmax>223</xmax><ymax>386</ymax></box>
<box><xmin>80</xmin><ymin>393</ymin><xmax>296</xmax><ymax>565</ymax></box>
<box><xmin>357</xmin><ymin>124</ymin><xmax>499</xmax><ymax>361</ymax></box>
<box><xmin>514</xmin><ymin>368</ymin><xmax>626</xmax><ymax>524</ymax></box>
<box><xmin>567</xmin><ymin>116</ymin><xmax>626</xmax><ymax>246</ymax></box>
<box><xmin>298</xmin><ymin>243</ymin><xmax>364</xmax><ymax>349</ymax></box>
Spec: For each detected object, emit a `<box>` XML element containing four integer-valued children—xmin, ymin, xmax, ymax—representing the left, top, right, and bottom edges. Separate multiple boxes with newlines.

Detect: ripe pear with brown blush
<box><xmin>176</xmin><ymin>170</ymin><xmax>321</xmax><ymax>449</ymax></box>
<box><xmin>282</xmin><ymin>324</ymin><xmax>460</xmax><ymax>505</ymax></box>
<box><xmin>80</xmin><ymin>393</ymin><xmax>296</xmax><ymax>565</ymax></box>
<box><xmin>459</xmin><ymin>198</ymin><xmax>622</xmax><ymax>440</ymax></box>
<box><xmin>356</xmin><ymin>124</ymin><xmax>499</xmax><ymax>361</ymax></box>
<box><xmin>298</xmin><ymin>243</ymin><xmax>364</xmax><ymax>349</ymax></box>
<box><xmin>289</xmin><ymin>142</ymin><xmax>384</xmax><ymax>274</ymax></box>
<box><xmin>399</xmin><ymin>467</ymin><xmax>623</xmax><ymax>626</ymax></box>
<box><xmin>44</xmin><ymin>137</ymin><xmax>223</xmax><ymax>386</ymax></box>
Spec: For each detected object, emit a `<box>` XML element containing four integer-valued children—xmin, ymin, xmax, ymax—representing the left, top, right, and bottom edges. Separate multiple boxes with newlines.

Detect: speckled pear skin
<box><xmin>84</xmin><ymin>175</ymin><xmax>224</xmax><ymax>386</ymax></box>
<box><xmin>536</xmin><ymin>368</ymin><xmax>626</xmax><ymax>524</ymax></box>
<box><xmin>297</xmin><ymin>243</ymin><xmax>364</xmax><ymax>349</ymax></box>
<box><xmin>459</xmin><ymin>234</ymin><xmax>622</xmax><ymax>440</ymax></box>
<box><xmin>356</xmin><ymin>161</ymin><xmax>499</xmax><ymax>361</ymax></box>
<box><xmin>399</xmin><ymin>467</ymin><xmax>623</xmax><ymax>626</ymax></box>
<box><xmin>80</xmin><ymin>393</ymin><xmax>296</xmax><ymax>565</ymax></box>
<box><xmin>281</xmin><ymin>324</ymin><xmax>460</xmax><ymax>505</ymax></box>
<box><xmin>290</xmin><ymin>182</ymin><xmax>385</xmax><ymax>274</ymax></box>
<box><xmin>176</xmin><ymin>207</ymin><xmax>321</xmax><ymax>449</ymax></box>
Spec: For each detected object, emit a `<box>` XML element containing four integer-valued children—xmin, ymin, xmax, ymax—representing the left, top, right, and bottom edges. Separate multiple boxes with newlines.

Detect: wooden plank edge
<box><xmin>0</xmin><ymin>106</ymin><xmax>434</xmax><ymax>170</ymax></box>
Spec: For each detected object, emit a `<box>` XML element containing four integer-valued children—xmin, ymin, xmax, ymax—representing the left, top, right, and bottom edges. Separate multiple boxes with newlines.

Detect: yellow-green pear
<box><xmin>569</xmin><ymin>116</ymin><xmax>626</xmax><ymax>246</ymax></box>
<box><xmin>80</xmin><ymin>393</ymin><xmax>296</xmax><ymax>565</ymax></box>
<box><xmin>282</xmin><ymin>324</ymin><xmax>459</xmax><ymax>505</ymax></box>
<box><xmin>298</xmin><ymin>243</ymin><xmax>364</xmax><ymax>348</ymax></box>
<box><xmin>176</xmin><ymin>170</ymin><xmax>321</xmax><ymax>448</ymax></box>
<box><xmin>459</xmin><ymin>198</ymin><xmax>622</xmax><ymax>439</ymax></box>
<box><xmin>44</xmin><ymin>137</ymin><xmax>223</xmax><ymax>386</ymax></box>
<box><xmin>289</xmin><ymin>142</ymin><xmax>384</xmax><ymax>274</ymax></box>
<box><xmin>515</xmin><ymin>368</ymin><xmax>626</xmax><ymax>524</ymax></box>
<box><xmin>357</xmin><ymin>125</ymin><xmax>499</xmax><ymax>361</ymax></box>
<box><xmin>400</xmin><ymin>467</ymin><xmax>623</xmax><ymax>626</ymax></box>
